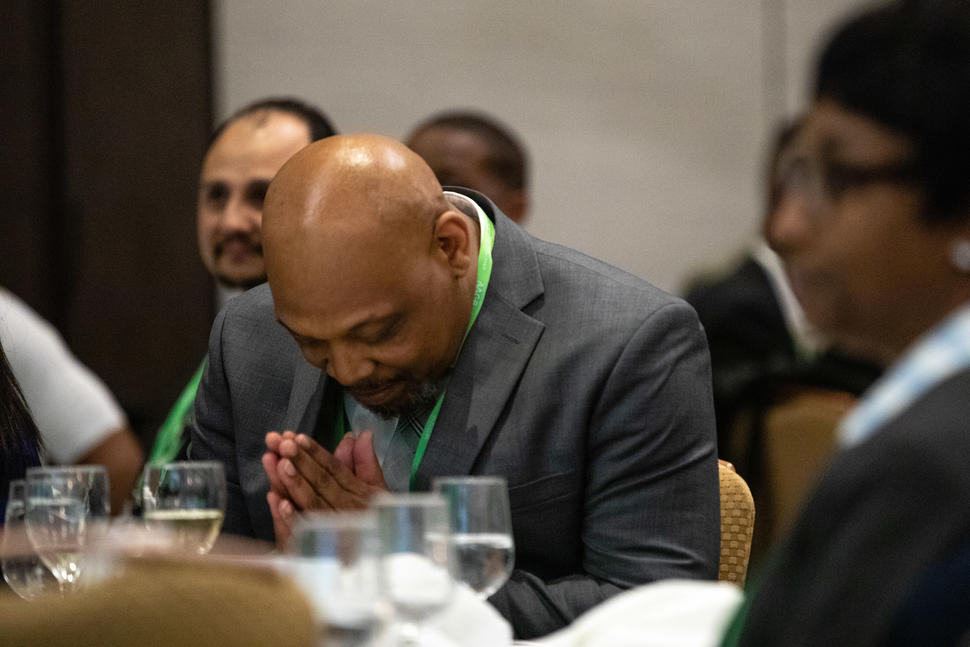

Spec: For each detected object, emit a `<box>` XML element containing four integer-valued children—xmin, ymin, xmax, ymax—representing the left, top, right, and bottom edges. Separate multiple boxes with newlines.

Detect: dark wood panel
<box><xmin>1</xmin><ymin>1</ymin><xmax>215</xmax><ymax>444</ymax></box>
<box><xmin>0</xmin><ymin>1</ymin><xmax>57</xmax><ymax>319</ymax></box>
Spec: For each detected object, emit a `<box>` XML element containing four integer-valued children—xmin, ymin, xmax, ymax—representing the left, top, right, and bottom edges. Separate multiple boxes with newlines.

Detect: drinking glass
<box><xmin>288</xmin><ymin>511</ymin><xmax>384</xmax><ymax>647</ymax></box>
<box><xmin>24</xmin><ymin>465</ymin><xmax>110</xmax><ymax>593</ymax></box>
<box><xmin>2</xmin><ymin>479</ymin><xmax>59</xmax><ymax>599</ymax></box>
<box><xmin>432</xmin><ymin>476</ymin><xmax>515</xmax><ymax>599</ymax></box>
<box><xmin>374</xmin><ymin>492</ymin><xmax>453</xmax><ymax>646</ymax></box>
<box><xmin>141</xmin><ymin>461</ymin><xmax>227</xmax><ymax>555</ymax></box>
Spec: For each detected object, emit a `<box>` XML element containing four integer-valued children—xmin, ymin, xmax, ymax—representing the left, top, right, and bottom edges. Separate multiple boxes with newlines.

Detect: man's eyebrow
<box><xmin>200</xmin><ymin>179</ymin><xmax>229</xmax><ymax>192</ymax></box>
<box><xmin>275</xmin><ymin>313</ymin><xmax>399</xmax><ymax>341</ymax></box>
<box><xmin>346</xmin><ymin>313</ymin><xmax>400</xmax><ymax>338</ymax></box>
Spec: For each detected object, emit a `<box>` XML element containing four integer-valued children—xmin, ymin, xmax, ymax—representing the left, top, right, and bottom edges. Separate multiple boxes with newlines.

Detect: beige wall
<box><xmin>213</xmin><ymin>0</ymin><xmax>864</xmax><ymax>294</ymax></box>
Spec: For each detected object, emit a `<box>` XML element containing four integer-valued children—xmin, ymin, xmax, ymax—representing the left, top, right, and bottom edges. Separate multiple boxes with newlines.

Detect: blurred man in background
<box><xmin>148</xmin><ymin>97</ymin><xmax>337</xmax><ymax>467</ymax></box>
<box><xmin>405</xmin><ymin>110</ymin><xmax>529</xmax><ymax>224</ymax></box>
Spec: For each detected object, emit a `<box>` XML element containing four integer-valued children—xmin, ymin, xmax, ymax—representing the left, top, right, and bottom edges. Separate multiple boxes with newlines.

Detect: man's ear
<box><xmin>433</xmin><ymin>210</ymin><xmax>475</xmax><ymax>277</ymax></box>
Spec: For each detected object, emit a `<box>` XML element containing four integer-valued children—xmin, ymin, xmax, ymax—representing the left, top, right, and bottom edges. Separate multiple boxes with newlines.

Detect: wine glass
<box><xmin>141</xmin><ymin>461</ymin><xmax>227</xmax><ymax>555</ymax></box>
<box><xmin>374</xmin><ymin>492</ymin><xmax>453</xmax><ymax>646</ymax></box>
<box><xmin>24</xmin><ymin>465</ymin><xmax>110</xmax><ymax>593</ymax></box>
<box><xmin>432</xmin><ymin>476</ymin><xmax>515</xmax><ymax>599</ymax></box>
<box><xmin>288</xmin><ymin>511</ymin><xmax>385</xmax><ymax>647</ymax></box>
<box><xmin>2</xmin><ymin>479</ymin><xmax>59</xmax><ymax>599</ymax></box>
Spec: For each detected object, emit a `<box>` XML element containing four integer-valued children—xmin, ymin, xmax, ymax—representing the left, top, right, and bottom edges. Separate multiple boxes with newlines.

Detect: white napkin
<box><xmin>367</xmin><ymin>581</ymin><xmax>512</xmax><ymax>647</ymax></box>
<box><xmin>425</xmin><ymin>581</ymin><xmax>514</xmax><ymax>647</ymax></box>
<box><xmin>534</xmin><ymin>579</ymin><xmax>743</xmax><ymax>647</ymax></box>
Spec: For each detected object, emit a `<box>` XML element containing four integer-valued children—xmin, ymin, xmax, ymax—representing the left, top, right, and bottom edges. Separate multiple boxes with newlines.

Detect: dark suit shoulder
<box><xmin>220</xmin><ymin>284</ymin><xmax>276</xmax><ymax>325</ymax></box>
<box><xmin>685</xmin><ymin>258</ymin><xmax>791</xmax><ymax>344</ymax></box>
<box><xmin>213</xmin><ymin>283</ymin><xmax>301</xmax><ymax>382</ymax></box>
<box><xmin>859</xmin><ymin>369</ymin><xmax>970</xmax><ymax>470</ymax></box>
<box><xmin>531</xmin><ymin>237</ymin><xmax>686</xmax><ymax>314</ymax></box>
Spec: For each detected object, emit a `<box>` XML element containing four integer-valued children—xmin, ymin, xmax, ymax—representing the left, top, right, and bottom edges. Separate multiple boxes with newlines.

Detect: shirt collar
<box><xmin>838</xmin><ymin>301</ymin><xmax>970</xmax><ymax>448</ymax></box>
<box><xmin>752</xmin><ymin>240</ymin><xmax>824</xmax><ymax>358</ymax></box>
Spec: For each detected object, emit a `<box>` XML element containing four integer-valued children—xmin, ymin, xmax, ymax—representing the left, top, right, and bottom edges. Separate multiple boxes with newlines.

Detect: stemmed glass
<box><xmin>24</xmin><ymin>465</ymin><xmax>110</xmax><ymax>593</ymax></box>
<box><xmin>2</xmin><ymin>479</ymin><xmax>59</xmax><ymax>599</ymax></box>
<box><xmin>432</xmin><ymin>476</ymin><xmax>515</xmax><ymax>599</ymax></box>
<box><xmin>374</xmin><ymin>492</ymin><xmax>454</xmax><ymax>646</ymax></box>
<box><xmin>288</xmin><ymin>511</ymin><xmax>385</xmax><ymax>647</ymax></box>
<box><xmin>141</xmin><ymin>461</ymin><xmax>227</xmax><ymax>555</ymax></box>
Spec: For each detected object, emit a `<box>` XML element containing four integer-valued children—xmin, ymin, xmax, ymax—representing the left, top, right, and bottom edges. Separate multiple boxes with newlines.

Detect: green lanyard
<box><xmin>149</xmin><ymin>359</ymin><xmax>206</xmax><ymax>464</ymax></box>
<box><xmin>334</xmin><ymin>197</ymin><xmax>495</xmax><ymax>490</ymax></box>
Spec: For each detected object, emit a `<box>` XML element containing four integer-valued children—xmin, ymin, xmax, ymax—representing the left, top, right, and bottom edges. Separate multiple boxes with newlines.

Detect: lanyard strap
<box><xmin>150</xmin><ymin>359</ymin><xmax>206</xmax><ymax>464</ymax></box>
<box><xmin>334</xmin><ymin>195</ymin><xmax>496</xmax><ymax>490</ymax></box>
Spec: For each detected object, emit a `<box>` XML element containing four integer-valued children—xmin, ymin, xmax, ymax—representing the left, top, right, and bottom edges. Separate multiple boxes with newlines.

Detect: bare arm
<box><xmin>77</xmin><ymin>426</ymin><xmax>144</xmax><ymax>514</ymax></box>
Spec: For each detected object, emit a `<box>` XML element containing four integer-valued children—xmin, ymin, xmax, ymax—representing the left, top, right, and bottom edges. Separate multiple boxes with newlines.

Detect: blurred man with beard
<box><xmin>147</xmin><ymin>98</ymin><xmax>336</xmax><ymax>466</ymax></box>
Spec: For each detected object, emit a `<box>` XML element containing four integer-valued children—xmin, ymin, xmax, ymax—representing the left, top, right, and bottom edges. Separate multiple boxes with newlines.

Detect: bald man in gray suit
<box><xmin>191</xmin><ymin>134</ymin><xmax>719</xmax><ymax>639</ymax></box>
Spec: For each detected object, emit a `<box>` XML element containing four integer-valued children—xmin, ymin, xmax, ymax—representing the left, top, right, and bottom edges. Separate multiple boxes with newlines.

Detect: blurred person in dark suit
<box><xmin>148</xmin><ymin>98</ymin><xmax>336</xmax><ymax>468</ymax></box>
<box><xmin>723</xmin><ymin>1</ymin><xmax>970</xmax><ymax>645</ymax></box>
<box><xmin>405</xmin><ymin>110</ymin><xmax>529</xmax><ymax>224</ymax></box>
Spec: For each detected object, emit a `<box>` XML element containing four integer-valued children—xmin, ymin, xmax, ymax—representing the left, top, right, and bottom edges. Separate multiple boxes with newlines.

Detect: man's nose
<box><xmin>219</xmin><ymin>195</ymin><xmax>259</xmax><ymax>233</ymax></box>
<box><xmin>322</xmin><ymin>343</ymin><xmax>375</xmax><ymax>386</ymax></box>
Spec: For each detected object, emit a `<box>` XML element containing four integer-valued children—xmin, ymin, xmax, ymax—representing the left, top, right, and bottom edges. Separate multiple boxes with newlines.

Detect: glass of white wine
<box><xmin>24</xmin><ymin>465</ymin><xmax>110</xmax><ymax>594</ymax></box>
<box><xmin>2</xmin><ymin>479</ymin><xmax>59</xmax><ymax>599</ymax></box>
<box><xmin>288</xmin><ymin>511</ymin><xmax>385</xmax><ymax>647</ymax></box>
<box><xmin>432</xmin><ymin>476</ymin><xmax>515</xmax><ymax>599</ymax></box>
<box><xmin>141</xmin><ymin>461</ymin><xmax>226</xmax><ymax>555</ymax></box>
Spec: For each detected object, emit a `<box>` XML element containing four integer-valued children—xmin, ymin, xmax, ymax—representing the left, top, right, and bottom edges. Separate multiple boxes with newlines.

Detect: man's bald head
<box><xmin>263</xmin><ymin>134</ymin><xmax>450</xmax><ymax>244</ymax></box>
<box><xmin>262</xmin><ymin>134</ymin><xmax>482</xmax><ymax>419</ymax></box>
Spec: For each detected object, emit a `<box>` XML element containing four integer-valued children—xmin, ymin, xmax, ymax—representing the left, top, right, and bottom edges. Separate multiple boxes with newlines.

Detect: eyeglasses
<box><xmin>775</xmin><ymin>151</ymin><xmax>920</xmax><ymax>214</ymax></box>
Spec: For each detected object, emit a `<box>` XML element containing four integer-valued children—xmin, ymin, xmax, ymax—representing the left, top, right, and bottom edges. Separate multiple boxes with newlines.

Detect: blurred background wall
<box><xmin>0</xmin><ymin>0</ymin><xmax>865</xmax><ymax>446</ymax></box>
<box><xmin>215</xmin><ymin>0</ymin><xmax>865</xmax><ymax>292</ymax></box>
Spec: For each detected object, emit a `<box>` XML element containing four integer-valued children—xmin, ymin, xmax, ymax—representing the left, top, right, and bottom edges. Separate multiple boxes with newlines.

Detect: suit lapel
<box><xmin>416</xmin><ymin>297</ymin><xmax>544</xmax><ymax>488</ymax></box>
<box><xmin>282</xmin><ymin>360</ymin><xmax>327</xmax><ymax>437</ymax></box>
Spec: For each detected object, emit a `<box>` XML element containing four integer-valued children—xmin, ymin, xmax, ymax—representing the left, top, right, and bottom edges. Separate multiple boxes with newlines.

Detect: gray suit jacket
<box><xmin>737</xmin><ymin>368</ymin><xmax>970</xmax><ymax>647</ymax></box>
<box><xmin>191</xmin><ymin>189</ymin><xmax>720</xmax><ymax>638</ymax></box>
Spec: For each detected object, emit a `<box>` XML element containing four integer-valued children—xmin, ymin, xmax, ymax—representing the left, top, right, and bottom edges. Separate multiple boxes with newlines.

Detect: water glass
<box><xmin>374</xmin><ymin>492</ymin><xmax>453</xmax><ymax>646</ymax></box>
<box><xmin>288</xmin><ymin>511</ymin><xmax>384</xmax><ymax>647</ymax></box>
<box><xmin>432</xmin><ymin>476</ymin><xmax>515</xmax><ymax>599</ymax></box>
<box><xmin>24</xmin><ymin>465</ymin><xmax>110</xmax><ymax>593</ymax></box>
<box><xmin>2</xmin><ymin>479</ymin><xmax>59</xmax><ymax>599</ymax></box>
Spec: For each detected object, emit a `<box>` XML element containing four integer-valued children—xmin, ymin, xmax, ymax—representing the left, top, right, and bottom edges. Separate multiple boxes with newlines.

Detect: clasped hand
<box><xmin>262</xmin><ymin>430</ymin><xmax>387</xmax><ymax>547</ymax></box>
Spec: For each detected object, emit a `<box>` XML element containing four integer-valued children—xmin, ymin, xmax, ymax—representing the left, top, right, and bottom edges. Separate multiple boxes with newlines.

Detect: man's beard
<box><xmin>350</xmin><ymin>373</ymin><xmax>446</xmax><ymax>420</ymax></box>
<box><xmin>213</xmin><ymin>233</ymin><xmax>264</xmax><ymax>289</ymax></box>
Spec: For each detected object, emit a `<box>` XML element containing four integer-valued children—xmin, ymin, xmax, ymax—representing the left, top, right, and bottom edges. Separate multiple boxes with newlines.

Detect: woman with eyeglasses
<box><xmin>726</xmin><ymin>1</ymin><xmax>970</xmax><ymax>646</ymax></box>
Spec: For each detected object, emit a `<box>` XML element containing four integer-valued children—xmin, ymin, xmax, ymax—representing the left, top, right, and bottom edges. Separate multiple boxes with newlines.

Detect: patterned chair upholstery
<box><xmin>718</xmin><ymin>462</ymin><xmax>755</xmax><ymax>586</ymax></box>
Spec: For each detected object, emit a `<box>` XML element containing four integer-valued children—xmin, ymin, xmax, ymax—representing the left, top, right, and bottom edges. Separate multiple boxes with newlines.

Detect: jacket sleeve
<box><xmin>188</xmin><ymin>305</ymin><xmax>256</xmax><ymax>538</ymax></box>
